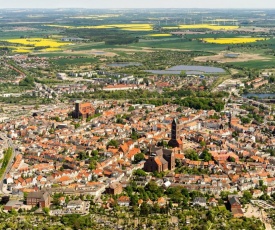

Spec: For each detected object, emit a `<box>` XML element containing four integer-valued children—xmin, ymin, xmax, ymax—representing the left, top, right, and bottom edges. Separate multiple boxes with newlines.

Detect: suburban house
<box><xmin>117</xmin><ymin>196</ymin><xmax>130</xmax><ymax>207</ymax></box>
<box><xmin>193</xmin><ymin>197</ymin><xmax>207</xmax><ymax>207</ymax></box>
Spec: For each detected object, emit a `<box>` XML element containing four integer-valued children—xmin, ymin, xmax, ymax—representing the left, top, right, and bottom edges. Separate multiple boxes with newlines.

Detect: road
<box><xmin>0</xmin><ymin>132</ymin><xmax>17</xmax><ymax>194</ymax></box>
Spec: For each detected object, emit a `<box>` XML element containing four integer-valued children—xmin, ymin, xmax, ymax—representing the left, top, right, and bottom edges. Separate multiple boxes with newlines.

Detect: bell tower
<box><xmin>171</xmin><ymin>118</ymin><xmax>179</xmax><ymax>140</ymax></box>
<box><xmin>168</xmin><ymin>118</ymin><xmax>182</xmax><ymax>148</ymax></box>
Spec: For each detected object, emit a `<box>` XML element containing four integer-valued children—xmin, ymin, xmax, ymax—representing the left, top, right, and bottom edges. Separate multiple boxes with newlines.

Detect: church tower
<box><xmin>171</xmin><ymin>118</ymin><xmax>179</xmax><ymax>140</ymax></box>
<box><xmin>168</xmin><ymin>118</ymin><xmax>182</xmax><ymax>149</ymax></box>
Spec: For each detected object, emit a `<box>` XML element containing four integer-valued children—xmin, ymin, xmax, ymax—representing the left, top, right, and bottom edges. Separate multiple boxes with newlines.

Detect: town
<box><xmin>1</xmin><ymin>5</ymin><xmax>275</xmax><ymax>230</ymax></box>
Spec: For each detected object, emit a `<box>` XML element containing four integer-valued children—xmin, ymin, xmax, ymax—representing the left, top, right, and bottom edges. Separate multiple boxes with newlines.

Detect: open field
<box><xmin>45</xmin><ymin>23</ymin><xmax>154</xmax><ymax>31</ymax></box>
<box><xmin>194</xmin><ymin>52</ymin><xmax>270</xmax><ymax>63</ymax></box>
<box><xmin>230</xmin><ymin>59</ymin><xmax>275</xmax><ymax>69</ymax></box>
<box><xmin>63</xmin><ymin>49</ymin><xmax>117</xmax><ymax>57</ymax></box>
<box><xmin>162</xmin><ymin>24</ymin><xmax>239</xmax><ymax>30</ymax></box>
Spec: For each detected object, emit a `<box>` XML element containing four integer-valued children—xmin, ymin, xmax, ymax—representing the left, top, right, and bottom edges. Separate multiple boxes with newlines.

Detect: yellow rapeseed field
<box><xmin>202</xmin><ymin>37</ymin><xmax>267</xmax><ymax>44</ymax></box>
<box><xmin>5</xmin><ymin>38</ymin><xmax>69</xmax><ymax>47</ymax></box>
<box><xmin>1</xmin><ymin>38</ymin><xmax>70</xmax><ymax>53</ymax></box>
<box><xmin>163</xmin><ymin>24</ymin><xmax>239</xmax><ymax>30</ymax></box>
<box><xmin>147</xmin><ymin>34</ymin><xmax>172</xmax><ymax>37</ymax></box>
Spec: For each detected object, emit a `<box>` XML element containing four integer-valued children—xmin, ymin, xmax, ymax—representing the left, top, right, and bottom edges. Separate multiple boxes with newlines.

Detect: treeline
<box><xmin>105</xmin><ymin>37</ymin><xmax>139</xmax><ymax>45</ymax></box>
<box><xmin>175</xmin><ymin>97</ymin><xmax>225</xmax><ymax>112</ymax></box>
<box><xmin>164</xmin><ymin>89</ymin><xmax>229</xmax><ymax>98</ymax></box>
<box><xmin>64</xmin><ymin>28</ymin><xmax>139</xmax><ymax>44</ymax></box>
<box><xmin>19</xmin><ymin>76</ymin><xmax>35</xmax><ymax>87</ymax></box>
<box><xmin>0</xmin><ymin>148</ymin><xmax>13</xmax><ymax>179</ymax></box>
<box><xmin>65</xmin><ymin>88</ymin><xmax>227</xmax><ymax>111</ymax></box>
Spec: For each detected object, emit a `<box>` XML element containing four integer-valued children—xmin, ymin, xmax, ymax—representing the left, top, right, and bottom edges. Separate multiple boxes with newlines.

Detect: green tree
<box><xmin>134</xmin><ymin>153</ymin><xmax>145</xmax><ymax>163</ymax></box>
<box><xmin>242</xmin><ymin>190</ymin><xmax>252</xmax><ymax>204</ymax></box>
<box><xmin>184</xmin><ymin>149</ymin><xmax>199</xmax><ymax>160</ymax></box>
<box><xmin>43</xmin><ymin>207</ymin><xmax>50</xmax><ymax>215</ymax></box>
<box><xmin>134</xmin><ymin>169</ymin><xmax>147</xmax><ymax>177</ymax></box>
<box><xmin>128</xmin><ymin>106</ymin><xmax>135</xmax><ymax>112</ymax></box>
<box><xmin>107</xmin><ymin>139</ymin><xmax>119</xmax><ymax>148</ymax></box>
<box><xmin>201</xmin><ymin>149</ymin><xmax>212</xmax><ymax>162</ymax></box>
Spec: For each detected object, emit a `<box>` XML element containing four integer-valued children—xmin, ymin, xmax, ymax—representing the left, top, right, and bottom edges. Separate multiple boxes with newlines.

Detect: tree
<box><xmin>228</xmin><ymin>156</ymin><xmax>236</xmax><ymax>162</ymax></box>
<box><xmin>134</xmin><ymin>153</ymin><xmax>145</xmax><ymax>163</ymax></box>
<box><xmin>74</xmin><ymin>123</ymin><xmax>80</xmax><ymax>129</ymax></box>
<box><xmin>184</xmin><ymin>149</ymin><xmax>199</xmax><ymax>161</ymax></box>
<box><xmin>128</xmin><ymin>106</ymin><xmax>135</xmax><ymax>112</ymax></box>
<box><xmin>242</xmin><ymin>190</ymin><xmax>252</xmax><ymax>204</ymax></box>
<box><xmin>107</xmin><ymin>139</ymin><xmax>119</xmax><ymax>148</ymax></box>
<box><xmin>134</xmin><ymin>169</ymin><xmax>146</xmax><ymax>177</ymax></box>
<box><xmin>43</xmin><ymin>207</ymin><xmax>50</xmax><ymax>215</ymax></box>
<box><xmin>180</xmin><ymin>71</ymin><xmax>187</xmax><ymax>77</ymax></box>
<box><xmin>140</xmin><ymin>203</ymin><xmax>150</xmax><ymax>216</ymax></box>
<box><xmin>201</xmin><ymin>149</ymin><xmax>212</xmax><ymax>162</ymax></box>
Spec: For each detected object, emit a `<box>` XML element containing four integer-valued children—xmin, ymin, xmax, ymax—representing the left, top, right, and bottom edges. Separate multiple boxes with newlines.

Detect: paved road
<box><xmin>0</xmin><ymin>132</ymin><xmax>17</xmax><ymax>194</ymax></box>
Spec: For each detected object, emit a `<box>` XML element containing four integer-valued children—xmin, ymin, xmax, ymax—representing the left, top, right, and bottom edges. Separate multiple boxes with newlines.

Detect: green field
<box><xmin>229</xmin><ymin>59</ymin><xmax>275</xmax><ymax>69</ymax></box>
<box><xmin>131</xmin><ymin>38</ymin><xmax>227</xmax><ymax>51</ymax></box>
<box><xmin>52</xmin><ymin>57</ymin><xmax>98</xmax><ymax>66</ymax></box>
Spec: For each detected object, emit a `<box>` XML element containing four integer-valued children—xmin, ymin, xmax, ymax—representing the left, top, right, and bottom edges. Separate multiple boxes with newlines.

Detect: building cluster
<box><xmin>247</xmin><ymin>77</ymin><xmax>269</xmax><ymax>89</ymax></box>
<box><xmin>7</xmin><ymin>54</ymin><xmax>49</xmax><ymax>69</ymax></box>
<box><xmin>1</xmin><ymin>98</ymin><xmax>275</xmax><ymax>216</ymax></box>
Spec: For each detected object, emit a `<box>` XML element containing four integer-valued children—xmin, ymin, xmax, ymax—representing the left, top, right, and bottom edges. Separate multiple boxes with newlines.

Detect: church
<box><xmin>72</xmin><ymin>101</ymin><xmax>95</xmax><ymax>119</ymax></box>
<box><xmin>144</xmin><ymin>118</ymin><xmax>182</xmax><ymax>173</ymax></box>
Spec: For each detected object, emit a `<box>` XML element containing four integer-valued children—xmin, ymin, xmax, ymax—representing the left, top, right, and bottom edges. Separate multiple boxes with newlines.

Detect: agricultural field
<box><xmin>0</xmin><ymin>38</ymin><xmax>71</xmax><ymax>53</ymax></box>
<box><xmin>202</xmin><ymin>37</ymin><xmax>268</xmax><ymax>44</ymax></box>
<box><xmin>1</xmin><ymin>8</ymin><xmax>275</xmax><ymax>71</ymax></box>
<box><xmin>162</xmin><ymin>24</ymin><xmax>239</xmax><ymax>30</ymax></box>
<box><xmin>45</xmin><ymin>23</ymin><xmax>154</xmax><ymax>31</ymax></box>
<box><xmin>194</xmin><ymin>52</ymin><xmax>270</xmax><ymax>63</ymax></box>
<box><xmin>146</xmin><ymin>34</ymin><xmax>172</xmax><ymax>37</ymax></box>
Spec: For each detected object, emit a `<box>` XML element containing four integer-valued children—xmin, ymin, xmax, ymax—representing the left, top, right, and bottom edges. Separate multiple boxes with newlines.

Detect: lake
<box><xmin>107</xmin><ymin>62</ymin><xmax>142</xmax><ymax>67</ymax></box>
<box><xmin>145</xmin><ymin>65</ymin><xmax>226</xmax><ymax>75</ymax></box>
<box><xmin>242</xmin><ymin>93</ymin><xmax>275</xmax><ymax>99</ymax></box>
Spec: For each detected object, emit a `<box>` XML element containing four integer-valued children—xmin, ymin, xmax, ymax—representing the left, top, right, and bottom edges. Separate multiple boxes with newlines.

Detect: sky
<box><xmin>0</xmin><ymin>0</ymin><xmax>274</xmax><ymax>9</ymax></box>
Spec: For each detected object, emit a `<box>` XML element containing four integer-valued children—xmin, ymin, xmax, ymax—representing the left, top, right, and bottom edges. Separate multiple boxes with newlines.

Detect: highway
<box><xmin>0</xmin><ymin>132</ymin><xmax>17</xmax><ymax>194</ymax></box>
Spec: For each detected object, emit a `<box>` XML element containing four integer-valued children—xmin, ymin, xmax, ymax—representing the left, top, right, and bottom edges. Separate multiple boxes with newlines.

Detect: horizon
<box><xmin>0</xmin><ymin>0</ymin><xmax>275</xmax><ymax>9</ymax></box>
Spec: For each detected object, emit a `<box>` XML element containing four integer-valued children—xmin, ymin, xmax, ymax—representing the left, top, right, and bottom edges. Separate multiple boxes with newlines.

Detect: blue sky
<box><xmin>0</xmin><ymin>0</ymin><xmax>274</xmax><ymax>9</ymax></box>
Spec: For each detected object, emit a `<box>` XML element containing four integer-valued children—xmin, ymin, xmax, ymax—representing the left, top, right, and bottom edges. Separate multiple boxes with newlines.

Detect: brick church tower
<box><xmin>168</xmin><ymin>118</ymin><xmax>183</xmax><ymax>149</ymax></box>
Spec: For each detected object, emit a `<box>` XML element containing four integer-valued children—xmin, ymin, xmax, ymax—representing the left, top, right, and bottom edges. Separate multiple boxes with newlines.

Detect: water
<box><xmin>107</xmin><ymin>62</ymin><xmax>142</xmax><ymax>67</ymax></box>
<box><xmin>145</xmin><ymin>65</ymin><xmax>225</xmax><ymax>75</ymax></box>
<box><xmin>242</xmin><ymin>93</ymin><xmax>275</xmax><ymax>99</ymax></box>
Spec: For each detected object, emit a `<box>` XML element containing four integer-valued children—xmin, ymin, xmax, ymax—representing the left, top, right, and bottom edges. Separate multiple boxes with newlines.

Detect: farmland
<box><xmin>202</xmin><ymin>37</ymin><xmax>268</xmax><ymax>44</ymax></box>
<box><xmin>1</xmin><ymin>38</ymin><xmax>71</xmax><ymax>53</ymax></box>
<box><xmin>45</xmin><ymin>23</ymin><xmax>154</xmax><ymax>31</ymax></box>
<box><xmin>1</xmin><ymin>8</ymin><xmax>275</xmax><ymax>71</ymax></box>
<box><xmin>162</xmin><ymin>24</ymin><xmax>239</xmax><ymax>30</ymax></box>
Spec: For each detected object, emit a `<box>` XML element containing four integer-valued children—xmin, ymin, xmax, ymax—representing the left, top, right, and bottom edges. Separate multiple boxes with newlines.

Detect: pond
<box><xmin>145</xmin><ymin>65</ymin><xmax>226</xmax><ymax>75</ymax></box>
<box><xmin>242</xmin><ymin>93</ymin><xmax>275</xmax><ymax>99</ymax></box>
<box><xmin>107</xmin><ymin>62</ymin><xmax>142</xmax><ymax>67</ymax></box>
